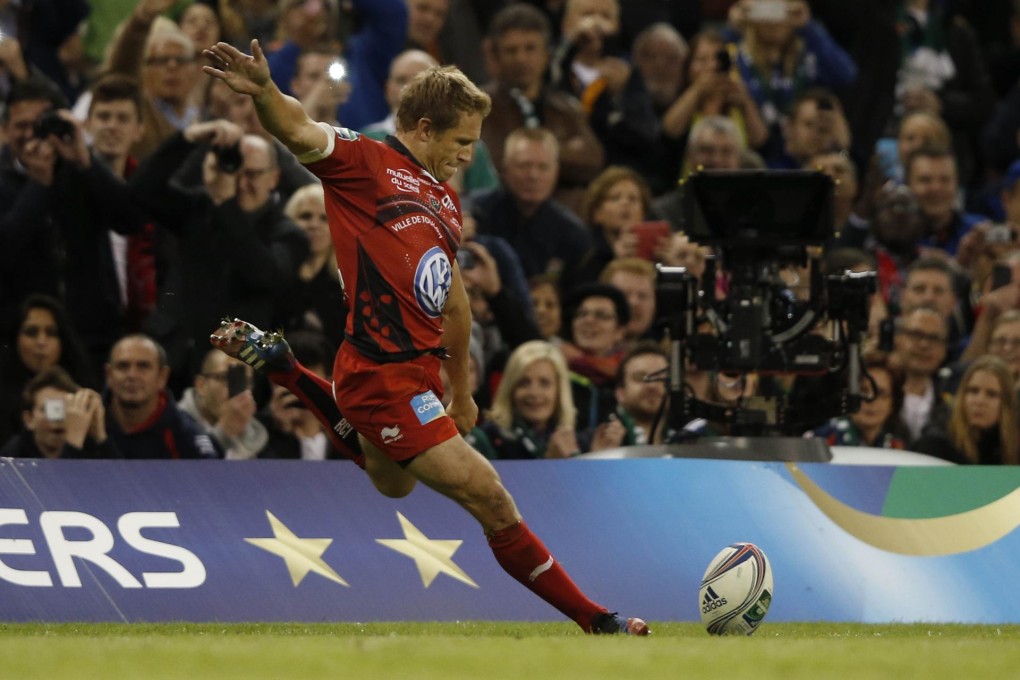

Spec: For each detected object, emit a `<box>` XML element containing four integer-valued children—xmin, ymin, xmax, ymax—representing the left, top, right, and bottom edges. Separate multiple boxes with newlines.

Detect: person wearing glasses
<box><xmin>892</xmin><ymin>306</ymin><xmax>952</xmax><ymax>443</ymax></box>
<box><xmin>560</xmin><ymin>282</ymin><xmax>630</xmax><ymax>393</ymax></box>
<box><xmin>178</xmin><ymin>347</ymin><xmax>264</xmax><ymax>460</ymax></box>
<box><xmin>102</xmin><ymin>0</ymin><xmax>203</xmax><ymax>160</ymax></box>
<box><xmin>128</xmin><ymin>119</ymin><xmax>309</xmax><ymax>386</ymax></box>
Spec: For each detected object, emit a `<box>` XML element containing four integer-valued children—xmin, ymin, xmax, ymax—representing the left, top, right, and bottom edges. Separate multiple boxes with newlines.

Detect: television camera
<box><xmin>655</xmin><ymin>170</ymin><xmax>876</xmax><ymax>438</ymax></box>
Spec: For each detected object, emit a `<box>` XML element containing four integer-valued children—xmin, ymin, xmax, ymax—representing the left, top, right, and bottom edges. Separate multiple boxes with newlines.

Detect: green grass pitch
<box><xmin>1</xmin><ymin>622</ymin><xmax>1018</xmax><ymax>679</ymax></box>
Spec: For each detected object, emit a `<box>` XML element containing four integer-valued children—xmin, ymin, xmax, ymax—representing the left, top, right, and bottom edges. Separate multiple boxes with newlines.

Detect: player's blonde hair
<box><xmin>395</xmin><ymin>66</ymin><xmax>491</xmax><ymax>134</ymax></box>
<box><xmin>488</xmin><ymin>340</ymin><xmax>576</xmax><ymax>432</ymax></box>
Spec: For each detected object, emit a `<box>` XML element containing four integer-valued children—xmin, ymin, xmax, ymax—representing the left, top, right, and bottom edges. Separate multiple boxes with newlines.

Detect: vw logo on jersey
<box><xmin>414</xmin><ymin>246</ymin><xmax>452</xmax><ymax>317</ymax></box>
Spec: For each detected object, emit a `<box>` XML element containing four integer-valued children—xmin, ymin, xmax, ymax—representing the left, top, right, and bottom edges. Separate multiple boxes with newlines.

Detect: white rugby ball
<box><xmin>699</xmin><ymin>542</ymin><xmax>773</xmax><ymax>636</ymax></box>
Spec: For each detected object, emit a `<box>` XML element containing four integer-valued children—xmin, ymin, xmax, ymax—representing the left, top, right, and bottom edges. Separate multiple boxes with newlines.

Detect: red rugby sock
<box><xmin>267</xmin><ymin>363</ymin><xmax>364</xmax><ymax>467</ymax></box>
<box><xmin>487</xmin><ymin>520</ymin><xmax>605</xmax><ymax>632</ymax></box>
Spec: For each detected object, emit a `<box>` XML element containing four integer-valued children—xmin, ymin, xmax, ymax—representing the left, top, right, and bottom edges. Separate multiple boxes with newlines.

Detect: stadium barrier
<box><xmin>0</xmin><ymin>457</ymin><xmax>1018</xmax><ymax>623</ymax></box>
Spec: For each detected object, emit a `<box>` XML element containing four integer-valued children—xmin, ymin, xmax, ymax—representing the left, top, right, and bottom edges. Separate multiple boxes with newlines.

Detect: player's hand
<box><xmin>203</xmin><ymin>40</ymin><xmax>272</xmax><ymax>97</ymax></box>
<box><xmin>446</xmin><ymin>394</ymin><xmax>479</xmax><ymax>434</ymax></box>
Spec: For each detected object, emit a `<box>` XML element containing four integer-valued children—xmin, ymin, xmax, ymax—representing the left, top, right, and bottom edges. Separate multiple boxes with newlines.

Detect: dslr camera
<box><xmin>214</xmin><ymin>144</ymin><xmax>243</xmax><ymax>173</ymax></box>
<box><xmin>33</xmin><ymin>110</ymin><xmax>76</xmax><ymax>141</ymax></box>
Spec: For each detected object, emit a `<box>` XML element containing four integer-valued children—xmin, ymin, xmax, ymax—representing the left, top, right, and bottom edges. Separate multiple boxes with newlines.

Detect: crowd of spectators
<box><xmin>2</xmin><ymin>0</ymin><xmax>1020</xmax><ymax>465</ymax></box>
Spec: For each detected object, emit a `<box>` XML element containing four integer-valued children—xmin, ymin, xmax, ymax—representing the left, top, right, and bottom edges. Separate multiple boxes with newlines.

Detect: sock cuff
<box><xmin>487</xmin><ymin>520</ymin><xmax>527</xmax><ymax>548</ymax></box>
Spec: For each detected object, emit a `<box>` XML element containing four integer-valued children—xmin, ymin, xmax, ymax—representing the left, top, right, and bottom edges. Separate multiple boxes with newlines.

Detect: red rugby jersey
<box><xmin>303</xmin><ymin>124</ymin><xmax>463</xmax><ymax>360</ymax></box>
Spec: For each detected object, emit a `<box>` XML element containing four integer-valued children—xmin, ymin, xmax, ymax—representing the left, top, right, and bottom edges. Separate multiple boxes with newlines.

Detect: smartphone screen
<box><xmin>992</xmin><ymin>263</ymin><xmax>1013</xmax><ymax>290</ymax></box>
<box><xmin>227</xmin><ymin>364</ymin><xmax>250</xmax><ymax>397</ymax></box>
<box><xmin>631</xmin><ymin>221</ymin><xmax>671</xmax><ymax>261</ymax></box>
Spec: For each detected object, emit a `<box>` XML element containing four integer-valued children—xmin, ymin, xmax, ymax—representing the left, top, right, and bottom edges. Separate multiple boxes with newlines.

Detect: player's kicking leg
<box><xmin>406</xmin><ymin>434</ymin><xmax>650</xmax><ymax>636</ymax></box>
<box><xmin>209</xmin><ymin>318</ymin><xmax>365</xmax><ymax>468</ymax></box>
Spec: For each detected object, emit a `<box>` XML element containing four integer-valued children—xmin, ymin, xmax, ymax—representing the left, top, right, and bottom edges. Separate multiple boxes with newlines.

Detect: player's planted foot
<box><xmin>210</xmin><ymin>318</ymin><xmax>296</xmax><ymax>373</ymax></box>
<box><xmin>591</xmin><ymin>611</ymin><xmax>651</xmax><ymax>636</ymax></box>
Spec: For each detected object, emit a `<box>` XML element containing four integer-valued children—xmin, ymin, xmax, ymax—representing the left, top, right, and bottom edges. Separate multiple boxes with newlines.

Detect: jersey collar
<box><xmin>384</xmin><ymin>135</ymin><xmax>440</xmax><ymax>184</ymax></box>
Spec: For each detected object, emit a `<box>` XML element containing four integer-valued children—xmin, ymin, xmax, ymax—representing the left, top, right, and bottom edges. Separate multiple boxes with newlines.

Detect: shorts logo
<box><xmin>335</xmin><ymin>127</ymin><xmax>360</xmax><ymax>142</ymax></box>
<box><xmin>414</xmin><ymin>246</ymin><xmax>452</xmax><ymax>317</ymax></box>
<box><xmin>410</xmin><ymin>391</ymin><xmax>446</xmax><ymax>425</ymax></box>
<box><xmin>386</xmin><ymin>168</ymin><xmax>420</xmax><ymax>194</ymax></box>
<box><xmin>380</xmin><ymin>425</ymin><xmax>403</xmax><ymax>444</ymax></box>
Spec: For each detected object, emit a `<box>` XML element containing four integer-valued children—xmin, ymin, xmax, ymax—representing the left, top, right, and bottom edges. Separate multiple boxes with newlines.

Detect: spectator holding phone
<box><xmin>0</xmin><ymin>366</ymin><xmax>117</xmax><ymax>459</ymax></box>
<box><xmin>564</xmin><ymin>165</ymin><xmax>657</xmax><ymax>291</ymax></box>
<box><xmin>178</xmin><ymin>348</ymin><xmax>266</xmax><ymax>460</ymax></box>
<box><xmin>725</xmin><ymin>0</ymin><xmax>857</xmax><ymax>164</ymax></box>
<box><xmin>661</xmin><ymin>28</ymin><xmax>768</xmax><ymax>156</ymax></box>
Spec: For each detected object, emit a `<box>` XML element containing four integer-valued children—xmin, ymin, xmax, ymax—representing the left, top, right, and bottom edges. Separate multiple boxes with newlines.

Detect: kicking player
<box><xmin>203</xmin><ymin>40</ymin><xmax>648</xmax><ymax>635</ymax></box>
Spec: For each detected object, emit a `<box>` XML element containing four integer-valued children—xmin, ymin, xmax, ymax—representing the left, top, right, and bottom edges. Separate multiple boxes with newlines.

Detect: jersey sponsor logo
<box><xmin>391</xmin><ymin>213</ymin><xmax>437</xmax><ymax>232</ymax></box>
<box><xmin>410</xmin><ymin>391</ymin><xmax>446</xmax><ymax>425</ymax></box>
<box><xmin>386</xmin><ymin>168</ymin><xmax>420</xmax><ymax>194</ymax></box>
<box><xmin>413</xmin><ymin>246</ymin><xmax>452</xmax><ymax>317</ymax></box>
<box><xmin>333</xmin><ymin>418</ymin><xmax>354</xmax><ymax>439</ymax></box>
<box><xmin>334</xmin><ymin>127</ymin><xmax>360</xmax><ymax>142</ymax></box>
<box><xmin>428</xmin><ymin>196</ymin><xmax>442</xmax><ymax>212</ymax></box>
<box><xmin>441</xmin><ymin>194</ymin><xmax>455</xmax><ymax>211</ymax></box>
<box><xmin>380</xmin><ymin>425</ymin><xmax>403</xmax><ymax>444</ymax></box>
<box><xmin>0</xmin><ymin>508</ymin><xmax>206</xmax><ymax>589</ymax></box>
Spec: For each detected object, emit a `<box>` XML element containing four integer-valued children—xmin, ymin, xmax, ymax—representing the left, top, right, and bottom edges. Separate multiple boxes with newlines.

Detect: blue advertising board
<box><xmin>0</xmin><ymin>458</ymin><xmax>1018</xmax><ymax>623</ymax></box>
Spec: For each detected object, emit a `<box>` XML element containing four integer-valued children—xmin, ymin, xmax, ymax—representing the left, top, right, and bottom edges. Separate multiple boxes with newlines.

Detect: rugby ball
<box><xmin>699</xmin><ymin>542</ymin><xmax>773</xmax><ymax>636</ymax></box>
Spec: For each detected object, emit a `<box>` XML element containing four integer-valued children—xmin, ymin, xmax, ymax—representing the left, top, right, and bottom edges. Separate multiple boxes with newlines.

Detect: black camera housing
<box><xmin>214</xmin><ymin>144</ymin><xmax>243</xmax><ymax>173</ymax></box>
<box><xmin>33</xmin><ymin>110</ymin><xmax>75</xmax><ymax>141</ymax></box>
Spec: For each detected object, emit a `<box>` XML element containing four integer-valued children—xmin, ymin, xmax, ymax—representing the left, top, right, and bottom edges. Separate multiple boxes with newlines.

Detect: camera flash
<box><xmin>327</xmin><ymin>61</ymin><xmax>347</xmax><ymax>82</ymax></box>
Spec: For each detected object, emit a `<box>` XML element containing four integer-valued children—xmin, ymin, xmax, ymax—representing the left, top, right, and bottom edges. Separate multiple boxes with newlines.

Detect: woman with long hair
<box><xmin>0</xmin><ymin>295</ymin><xmax>98</xmax><ymax>447</ymax></box>
<box><xmin>662</xmin><ymin>28</ymin><xmax>768</xmax><ymax>154</ymax></box>
<box><xmin>564</xmin><ymin>166</ymin><xmax>658</xmax><ymax>291</ymax></box>
<box><xmin>913</xmin><ymin>355</ymin><xmax>1020</xmax><ymax>465</ymax></box>
<box><xmin>482</xmin><ymin>340</ymin><xmax>580</xmax><ymax>459</ymax></box>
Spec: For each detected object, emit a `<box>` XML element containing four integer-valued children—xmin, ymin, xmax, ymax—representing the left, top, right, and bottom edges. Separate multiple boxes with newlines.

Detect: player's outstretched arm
<box><xmin>203</xmin><ymin>40</ymin><xmax>328</xmax><ymax>159</ymax></box>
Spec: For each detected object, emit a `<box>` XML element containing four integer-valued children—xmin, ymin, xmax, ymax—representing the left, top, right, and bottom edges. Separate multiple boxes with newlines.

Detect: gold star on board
<box><xmin>376</xmin><ymin>512</ymin><xmax>478</xmax><ymax>589</ymax></box>
<box><xmin>245</xmin><ymin>511</ymin><xmax>349</xmax><ymax>587</ymax></box>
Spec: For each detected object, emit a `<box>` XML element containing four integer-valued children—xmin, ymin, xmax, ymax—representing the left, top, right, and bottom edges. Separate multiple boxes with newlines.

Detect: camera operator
<box><xmin>129</xmin><ymin>119</ymin><xmax>309</xmax><ymax>387</ymax></box>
